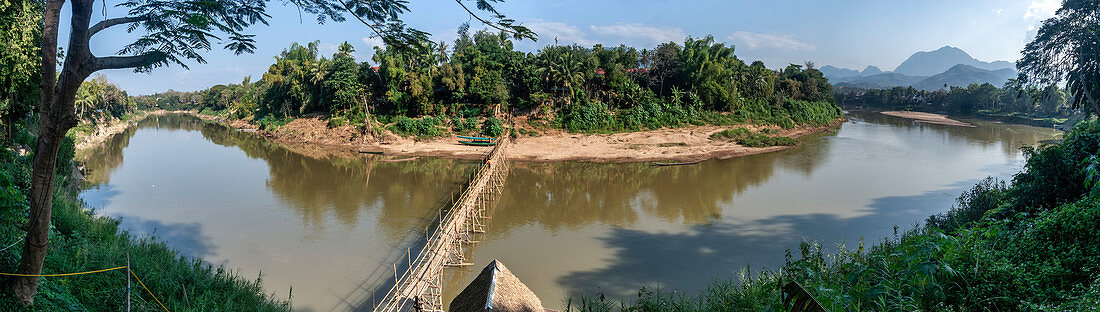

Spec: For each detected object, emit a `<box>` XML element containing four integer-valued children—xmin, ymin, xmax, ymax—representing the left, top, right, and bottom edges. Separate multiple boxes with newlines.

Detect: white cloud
<box><xmin>726</xmin><ymin>31</ymin><xmax>814</xmax><ymax>51</ymax></box>
<box><xmin>361</xmin><ymin>37</ymin><xmax>385</xmax><ymax>49</ymax></box>
<box><xmin>1024</xmin><ymin>0</ymin><xmax>1059</xmax><ymax>20</ymax></box>
<box><xmin>589</xmin><ymin>23</ymin><xmax>685</xmax><ymax>44</ymax></box>
<box><xmin>526</xmin><ymin>20</ymin><xmax>596</xmax><ymax>45</ymax></box>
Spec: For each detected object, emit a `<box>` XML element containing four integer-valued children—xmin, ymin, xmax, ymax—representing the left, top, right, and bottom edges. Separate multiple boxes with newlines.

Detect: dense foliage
<box><xmin>837</xmin><ymin>82</ymin><xmax>1074</xmax><ymax>117</ymax></box>
<box><xmin>1017</xmin><ymin>0</ymin><xmax>1100</xmax><ymax>115</ymax></box>
<box><xmin>570</xmin><ymin>120</ymin><xmax>1100</xmax><ymax>311</ymax></box>
<box><xmin>145</xmin><ymin>32</ymin><xmax>842</xmax><ymax>135</ymax></box>
<box><xmin>0</xmin><ymin>0</ymin><xmax>41</xmax><ymax>137</ymax></box>
<box><xmin>0</xmin><ymin>120</ymin><xmax>288</xmax><ymax>311</ymax></box>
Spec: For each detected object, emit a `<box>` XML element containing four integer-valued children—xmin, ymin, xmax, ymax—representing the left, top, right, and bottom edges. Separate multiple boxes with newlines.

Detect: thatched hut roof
<box><xmin>449</xmin><ymin>260</ymin><xmax>545</xmax><ymax>312</ymax></box>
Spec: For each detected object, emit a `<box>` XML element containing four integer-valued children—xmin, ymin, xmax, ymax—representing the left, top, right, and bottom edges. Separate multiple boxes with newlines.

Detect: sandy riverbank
<box><xmin>191</xmin><ymin>113</ymin><xmax>845</xmax><ymax>163</ymax></box>
<box><xmin>881</xmin><ymin>111</ymin><xmax>975</xmax><ymax>127</ymax></box>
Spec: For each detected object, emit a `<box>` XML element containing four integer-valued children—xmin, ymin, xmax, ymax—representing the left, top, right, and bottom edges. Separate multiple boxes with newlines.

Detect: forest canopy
<box><xmin>137</xmin><ymin>32</ymin><xmax>842</xmax><ymax>134</ymax></box>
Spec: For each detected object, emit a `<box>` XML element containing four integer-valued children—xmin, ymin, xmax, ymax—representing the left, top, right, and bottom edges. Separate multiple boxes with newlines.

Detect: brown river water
<box><xmin>78</xmin><ymin>111</ymin><xmax>1061</xmax><ymax>311</ymax></box>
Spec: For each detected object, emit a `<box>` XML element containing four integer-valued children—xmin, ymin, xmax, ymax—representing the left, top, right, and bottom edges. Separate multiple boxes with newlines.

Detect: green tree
<box><xmin>1018</xmin><ymin>0</ymin><xmax>1100</xmax><ymax>115</ymax></box>
<box><xmin>324</xmin><ymin>42</ymin><xmax>363</xmax><ymax>113</ymax></box>
<box><xmin>0</xmin><ymin>0</ymin><xmax>41</xmax><ymax>137</ymax></box>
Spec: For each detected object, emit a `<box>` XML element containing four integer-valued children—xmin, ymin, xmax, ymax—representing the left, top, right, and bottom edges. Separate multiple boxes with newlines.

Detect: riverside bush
<box><xmin>390</xmin><ymin>116</ymin><xmax>443</xmax><ymax>138</ymax></box>
<box><xmin>481</xmin><ymin>117</ymin><xmax>503</xmax><ymax>137</ymax></box>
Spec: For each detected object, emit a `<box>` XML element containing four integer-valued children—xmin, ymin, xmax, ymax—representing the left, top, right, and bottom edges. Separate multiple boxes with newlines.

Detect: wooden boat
<box><xmin>459</xmin><ymin>140</ymin><xmax>497</xmax><ymax>146</ymax></box>
<box><xmin>358</xmin><ymin>150</ymin><xmax>384</xmax><ymax>155</ymax></box>
<box><xmin>654</xmin><ymin>160</ymin><xmax>703</xmax><ymax>166</ymax></box>
<box><xmin>455</xmin><ymin>135</ymin><xmax>495</xmax><ymax>141</ymax></box>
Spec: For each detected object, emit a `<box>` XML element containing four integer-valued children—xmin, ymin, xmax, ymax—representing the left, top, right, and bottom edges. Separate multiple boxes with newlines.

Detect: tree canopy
<box><xmin>1018</xmin><ymin>0</ymin><xmax>1100</xmax><ymax>114</ymax></box>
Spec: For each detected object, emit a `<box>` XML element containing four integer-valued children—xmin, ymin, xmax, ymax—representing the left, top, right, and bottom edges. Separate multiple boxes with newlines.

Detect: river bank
<box><xmin>72</xmin><ymin>110</ymin><xmax>197</xmax><ymax>150</ymax></box>
<box><xmin>880</xmin><ymin>111</ymin><xmax>976</xmax><ymax>127</ymax></box>
<box><xmin>187</xmin><ymin>113</ymin><xmax>846</xmax><ymax>163</ymax></box>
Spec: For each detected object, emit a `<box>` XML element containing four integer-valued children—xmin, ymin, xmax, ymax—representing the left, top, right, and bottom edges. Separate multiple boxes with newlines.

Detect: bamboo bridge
<box><xmin>372</xmin><ymin>135</ymin><xmax>511</xmax><ymax>312</ymax></box>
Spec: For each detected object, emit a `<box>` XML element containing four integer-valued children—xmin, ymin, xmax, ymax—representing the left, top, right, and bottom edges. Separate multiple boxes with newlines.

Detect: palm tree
<box><xmin>537</xmin><ymin>46</ymin><xmax>585</xmax><ymax>107</ymax></box>
<box><xmin>435</xmin><ymin>41</ymin><xmax>450</xmax><ymax>65</ymax></box>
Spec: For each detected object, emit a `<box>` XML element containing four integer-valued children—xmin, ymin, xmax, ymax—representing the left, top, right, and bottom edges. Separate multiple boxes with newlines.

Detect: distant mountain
<box><xmin>836</xmin><ymin>73</ymin><xmax>928</xmax><ymax>89</ymax></box>
<box><xmin>910</xmin><ymin>64</ymin><xmax>1017</xmax><ymax>91</ymax></box>
<box><xmin>861</xmin><ymin>65</ymin><xmax>883</xmax><ymax>76</ymax></box>
<box><xmin>820</xmin><ymin>65</ymin><xmax>862</xmax><ymax>80</ymax></box>
<box><xmin>893</xmin><ymin>46</ymin><xmax>1015</xmax><ymax>77</ymax></box>
<box><xmin>821</xmin><ymin>65</ymin><xmax>888</xmax><ymax>82</ymax></box>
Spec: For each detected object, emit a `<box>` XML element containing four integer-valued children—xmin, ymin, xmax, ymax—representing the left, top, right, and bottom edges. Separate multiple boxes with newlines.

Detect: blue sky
<box><xmin>67</xmin><ymin>0</ymin><xmax>1063</xmax><ymax>94</ymax></box>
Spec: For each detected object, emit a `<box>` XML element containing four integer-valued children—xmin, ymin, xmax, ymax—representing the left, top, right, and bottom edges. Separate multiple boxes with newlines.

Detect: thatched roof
<box><xmin>449</xmin><ymin>260</ymin><xmax>545</xmax><ymax>312</ymax></box>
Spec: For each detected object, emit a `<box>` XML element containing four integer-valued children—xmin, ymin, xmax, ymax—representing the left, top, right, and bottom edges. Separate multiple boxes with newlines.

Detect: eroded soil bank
<box><xmin>191</xmin><ymin>114</ymin><xmax>847</xmax><ymax>163</ymax></box>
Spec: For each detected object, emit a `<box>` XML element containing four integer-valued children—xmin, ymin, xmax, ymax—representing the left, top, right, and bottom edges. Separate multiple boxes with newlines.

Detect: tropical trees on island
<box><xmin>163</xmin><ymin>33</ymin><xmax>840</xmax><ymax>137</ymax></box>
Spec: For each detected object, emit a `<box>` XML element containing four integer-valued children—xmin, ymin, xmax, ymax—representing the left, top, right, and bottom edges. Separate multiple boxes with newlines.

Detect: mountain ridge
<box><xmin>893</xmin><ymin>46</ymin><xmax>1015</xmax><ymax>76</ymax></box>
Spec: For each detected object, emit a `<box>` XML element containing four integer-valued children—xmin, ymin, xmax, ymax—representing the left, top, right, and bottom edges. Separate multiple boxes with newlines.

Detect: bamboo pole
<box><xmin>125</xmin><ymin>253</ymin><xmax>131</xmax><ymax>312</ymax></box>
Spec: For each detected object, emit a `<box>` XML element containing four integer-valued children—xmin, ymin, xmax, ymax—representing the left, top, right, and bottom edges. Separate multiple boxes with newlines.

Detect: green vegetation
<box><xmin>569</xmin><ymin>120</ymin><xmax>1100</xmax><ymax>311</ymax></box>
<box><xmin>0</xmin><ymin>122</ymin><xmax>288</xmax><ymax>311</ymax></box>
<box><xmin>140</xmin><ymin>34</ymin><xmax>843</xmax><ymax>136</ymax></box>
<box><xmin>389</xmin><ymin>116</ymin><xmax>444</xmax><ymax>138</ymax></box>
<box><xmin>709</xmin><ymin>127</ymin><xmax>753</xmax><ymax>140</ymax></box>
<box><xmin>836</xmin><ymin>82</ymin><xmax>1081</xmax><ymax>127</ymax></box>
<box><xmin>0</xmin><ymin>0</ymin><xmax>41</xmax><ymax>138</ymax></box>
<box><xmin>710</xmin><ymin>127</ymin><xmax>798</xmax><ymax>147</ymax></box>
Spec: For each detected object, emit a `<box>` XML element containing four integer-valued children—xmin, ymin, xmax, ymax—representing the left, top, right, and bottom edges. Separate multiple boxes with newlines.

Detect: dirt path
<box><xmin>881</xmin><ymin>111</ymin><xmax>975</xmax><ymax>127</ymax></box>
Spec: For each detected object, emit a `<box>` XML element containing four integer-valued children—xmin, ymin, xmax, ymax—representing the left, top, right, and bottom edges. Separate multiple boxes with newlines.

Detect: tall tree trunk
<box><xmin>11</xmin><ymin>0</ymin><xmax>94</xmax><ymax>305</ymax></box>
<box><xmin>1080</xmin><ymin>73</ymin><xmax>1100</xmax><ymax>117</ymax></box>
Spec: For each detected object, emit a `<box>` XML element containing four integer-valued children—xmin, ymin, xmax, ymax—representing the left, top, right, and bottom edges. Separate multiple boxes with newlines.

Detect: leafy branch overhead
<box><xmin>1017</xmin><ymin>0</ymin><xmax>1100</xmax><ymax>114</ymax></box>
<box><xmin>110</xmin><ymin>0</ymin><xmax>271</xmax><ymax>72</ymax></box>
<box><xmin>286</xmin><ymin>0</ymin><xmax>536</xmax><ymax>52</ymax></box>
<box><xmin>95</xmin><ymin>0</ymin><xmax>534</xmax><ymax>73</ymax></box>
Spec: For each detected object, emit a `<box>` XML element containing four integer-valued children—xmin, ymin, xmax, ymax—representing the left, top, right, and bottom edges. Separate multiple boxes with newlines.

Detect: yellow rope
<box><xmin>0</xmin><ymin>266</ymin><xmax>171</xmax><ymax>312</ymax></box>
<box><xmin>0</xmin><ymin>266</ymin><xmax>126</xmax><ymax>277</ymax></box>
<box><xmin>130</xmin><ymin>269</ymin><xmax>170</xmax><ymax>312</ymax></box>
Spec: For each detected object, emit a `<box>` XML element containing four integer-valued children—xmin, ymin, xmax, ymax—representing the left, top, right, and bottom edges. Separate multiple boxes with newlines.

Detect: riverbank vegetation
<box><xmin>569</xmin><ymin>119</ymin><xmax>1100</xmax><ymax>311</ymax></box>
<box><xmin>835</xmin><ymin>82</ymin><xmax>1084</xmax><ymax>128</ymax></box>
<box><xmin>135</xmin><ymin>32</ymin><xmax>842</xmax><ymax>137</ymax></box>
<box><xmin>709</xmin><ymin>127</ymin><xmax>797</xmax><ymax>147</ymax></box>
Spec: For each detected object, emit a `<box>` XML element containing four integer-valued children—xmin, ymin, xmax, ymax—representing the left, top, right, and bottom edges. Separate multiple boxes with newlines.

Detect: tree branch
<box><xmin>88</xmin><ymin>16</ymin><xmax>146</xmax><ymax>38</ymax></box>
<box><xmin>91</xmin><ymin>53</ymin><xmax>164</xmax><ymax>71</ymax></box>
<box><xmin>454</xmin><ymin>0</ymin><xmax>515</xmax><ymax>34</ymax></box>
<box><xmin>339</xmin><ymin>1</ymin><xmax>387</xmax><ymax>41</ymax></box>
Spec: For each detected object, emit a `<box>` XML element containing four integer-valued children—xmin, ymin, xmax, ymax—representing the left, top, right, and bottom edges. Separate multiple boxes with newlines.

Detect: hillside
<box><xmin>835</xmin><ymin>73</ymin><xmax>928</xmax><ymax>89</ymax></box>
<box><xmin>911</xmin><ymin>64</ymin><xmax>1016</xmax><ymax>90</ymax></box>
<box><xmin>893</xmin><ymin>46</ymin><xmax>1015</xmax><ymax>76</ymax></box>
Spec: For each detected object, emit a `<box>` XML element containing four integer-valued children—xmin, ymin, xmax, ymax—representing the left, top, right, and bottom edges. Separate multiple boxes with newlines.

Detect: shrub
<box><xmin>390</xmin><ymin>116</ymin><xmax>443</xmax><ymax>138</ymax></box>
<box><xmin>1008</xmin><ymin>120</ymin><xmax>1100</xmax><ymax>215</ymax></box>
<box><xmin>255</xmin><ymin>115</ymin><xmax>293</xmax><ymax>130</ymax></box>
<box><xmin>481</xmin><ymin>117</ymin><xmax>503</xmax><ymax>137</ymax></box>
<box><xmin>564</xmin><ymin>101</ymin><xmax>611</xmax><ymax>132</ymax></box>
<box><xmin>452</xmin><ymin>117</ymin><xmax>478</xmax><ymax>132</ymax></box>
<box><xmin>927</xmin><ymin>177</ymin><xmax>1008</xmax><ymax>232</ymax></box>
<box><xmin>737</xmin><ymin>134</ymin><xmax>798</xmax><ymax>147</ymax></box>
<box><xmin>709</xmin><ymin>127</ymin><xmax>753</xmax><ymax>140</ymax></box>
<box><xmin>327</xmin><ymin>116</ymin><xmax>347</xmax><ymax>128</ymax></box>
